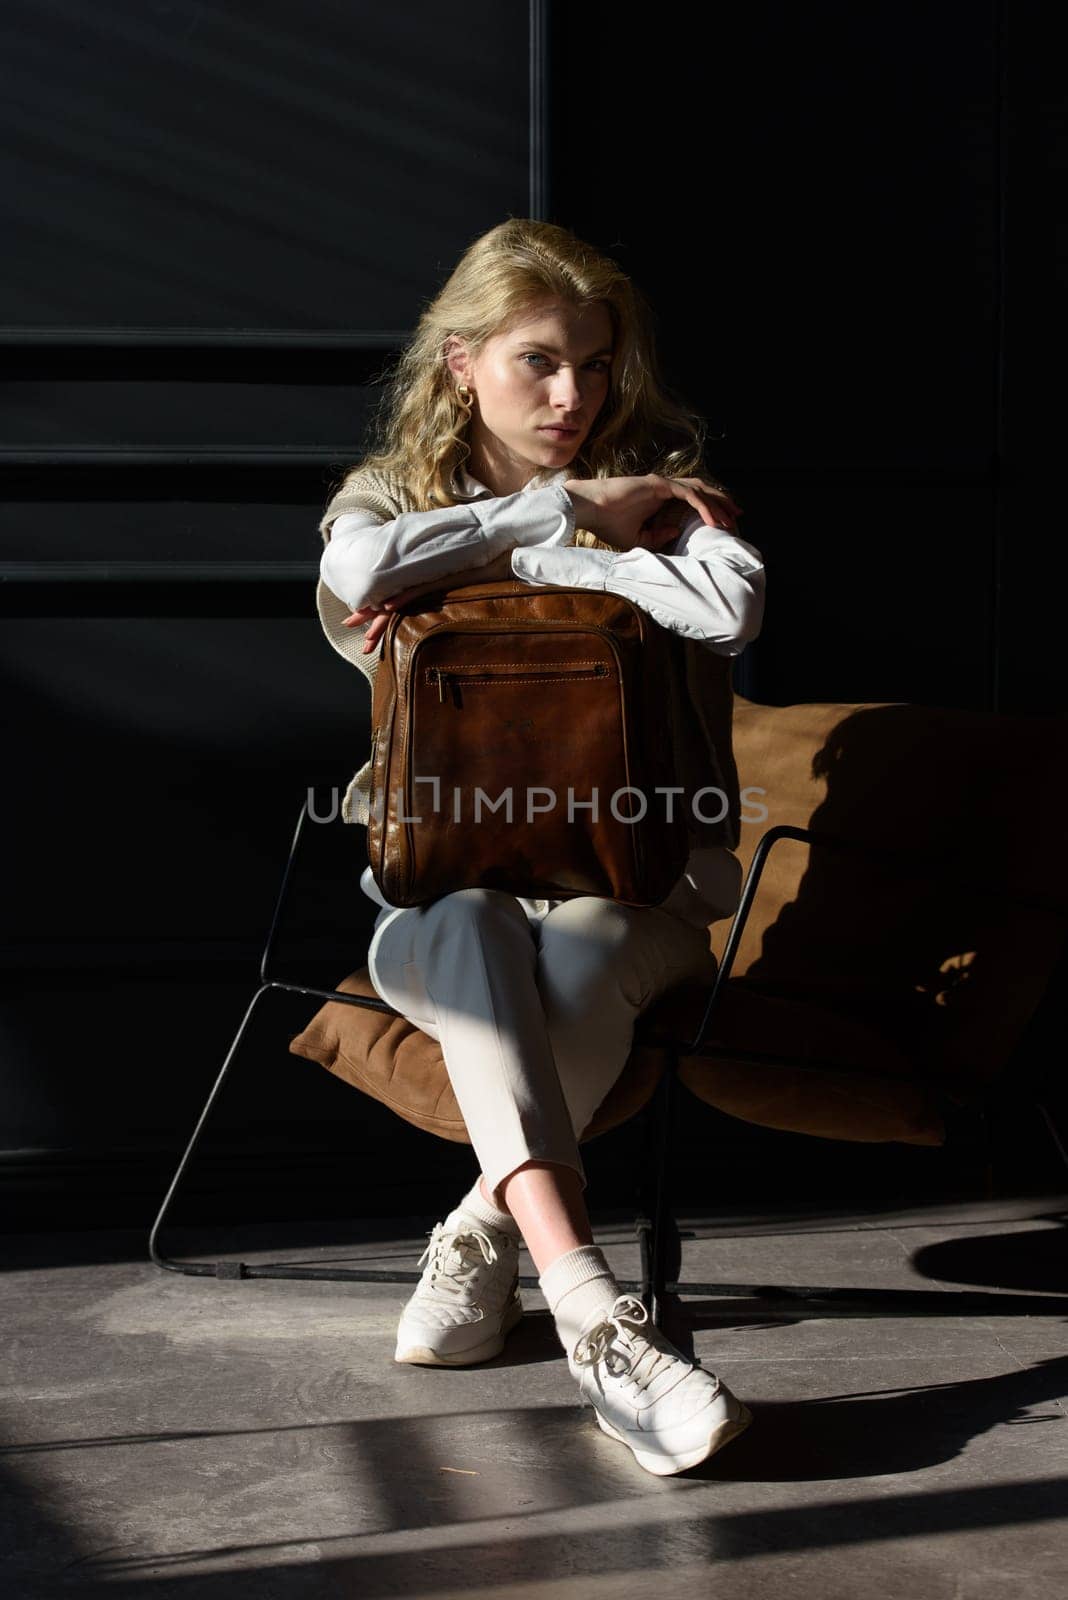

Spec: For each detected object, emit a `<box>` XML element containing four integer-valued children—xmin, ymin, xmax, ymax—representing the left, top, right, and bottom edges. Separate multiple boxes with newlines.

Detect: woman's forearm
<box><xmin>321</xmin><ymin>485</ymin><xmax>574</xmax><ymax>612</ymax></box>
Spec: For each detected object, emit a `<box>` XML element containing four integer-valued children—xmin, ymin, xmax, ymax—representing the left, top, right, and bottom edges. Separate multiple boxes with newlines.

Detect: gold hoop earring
<box><xmin>456</xmin><ymin>383</ymin><xmax>473</xmax><ymax>413</ymax></box>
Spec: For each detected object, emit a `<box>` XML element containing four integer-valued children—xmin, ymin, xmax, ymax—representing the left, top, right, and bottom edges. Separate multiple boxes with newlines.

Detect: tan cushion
<box><xmin>641</xmin><ymin>979</ymin><xmax>944</xmax><ymax>1145</ymax></box>
<box><xmin>728</xmin><ymin>696</ymin><xmax>1068</xmax><ymax>1085</ymax></box>
<box><xmin>289</xmin><ymin>965</ymin><xmax>668</xmax><ymax>1143</ymax></box>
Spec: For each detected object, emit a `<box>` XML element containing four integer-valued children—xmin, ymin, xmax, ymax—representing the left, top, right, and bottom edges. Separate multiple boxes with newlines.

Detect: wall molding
<box><xmin>0</xmin><ymin>328</ymin><xmax>411</xmax><ymax>350</ymax></box>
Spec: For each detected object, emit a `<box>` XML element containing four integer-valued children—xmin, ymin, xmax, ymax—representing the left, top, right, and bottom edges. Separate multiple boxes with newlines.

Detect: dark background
<box><xmin>2</xmin><ymin>0</ymin><xmax>1064</xmax><ymax>1236</ymax></box>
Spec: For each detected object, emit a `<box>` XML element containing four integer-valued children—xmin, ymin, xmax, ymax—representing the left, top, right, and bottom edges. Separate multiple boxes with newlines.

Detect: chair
<box><xmin>150</xmin><ymin>694</ymin><xmax>1068</xmax><ymax>1328</ymax></box>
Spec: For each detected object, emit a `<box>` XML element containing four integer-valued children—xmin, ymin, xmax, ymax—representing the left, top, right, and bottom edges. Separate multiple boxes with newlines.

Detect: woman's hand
<box><xmin>564</xmin><ymin>474</ymin><xmax>741</xmax><ymax>551</ymax></box>
<box><xmin>632</xmin><ymin>501</ymin><xmax>700</xmax><ymax>549</ymax></box>
<box><xmin>342</xmin><ymin>547</ymin><xmax>518</xmax><ymax>653</ymax></box>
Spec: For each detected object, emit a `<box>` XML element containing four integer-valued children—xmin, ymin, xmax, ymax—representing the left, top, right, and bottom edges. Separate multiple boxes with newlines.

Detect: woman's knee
<box><xmin>538</xmin><ymin>896</ymin><xmax>644</xmax><ymax>967</ymax></box>
<box><xmin>537</xmin><ymin>897</ymin><xmax>703</xmax><ymax>1010</ymax></box>
<box><xmin>412</xmin><ymin>885</ymin><xmax>535</xmax><ymax>972</ymax></box>
<box><xmin>534</xmin><ymin>899</ymin><xmax>640</xmax><ymax>1006</ymax></box>
<box><xmin>425</xmin><ymin>885</ymin><xmax>531</xmax><ymax>928</ymax></box>
<box><xmin>373</xmin><ymin>887</ymin><xmax>528</xmax><ymax>984</ymax></box>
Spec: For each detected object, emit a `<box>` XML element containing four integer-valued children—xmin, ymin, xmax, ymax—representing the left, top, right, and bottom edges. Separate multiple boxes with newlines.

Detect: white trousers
<box><xmin>366</xmin><ymin>889</ymin><xmax>719</xmax><ymax>1205</ymax></box>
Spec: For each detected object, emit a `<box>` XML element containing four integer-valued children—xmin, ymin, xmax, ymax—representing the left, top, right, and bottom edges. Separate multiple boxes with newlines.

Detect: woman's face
<box><xmin>446</xmin><ymin>299</ymin><xmax>614</xmax><ymax>493</ymax></box>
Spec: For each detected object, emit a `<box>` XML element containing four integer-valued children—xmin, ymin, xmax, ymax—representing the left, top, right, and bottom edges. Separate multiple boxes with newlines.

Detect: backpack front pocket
<box><xmin>424</xmin><ymin>659</ymin><xmax>611</xmax><ymax>706</ymax></box>
<box><xmin>399</xmin><ymin>630</ymin><xmax>646</xmax><ymax>898</ymax></box>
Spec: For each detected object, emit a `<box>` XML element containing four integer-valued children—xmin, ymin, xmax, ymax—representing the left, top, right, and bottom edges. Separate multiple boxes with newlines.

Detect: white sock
<box><xmin>454</xmin><ymin>1177</ymin><xmax>521</xmax><ymax>1239</ymax></box>
<box><xmin>539</xmin><ymin>1244</ymin><xmax>621</xmax><ymax>1358</ymax></box>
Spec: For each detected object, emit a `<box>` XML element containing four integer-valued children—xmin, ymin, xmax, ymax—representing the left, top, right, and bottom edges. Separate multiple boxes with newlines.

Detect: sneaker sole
<box><xmin>394</xmin><ymin>1293</ymin><xmax>524</xmax><ymax>1367</ymax></box>
<box><xmin>589</xmin><ymin>1396</ymin><xmax>753</xmax><ymax>1476</ymax></box>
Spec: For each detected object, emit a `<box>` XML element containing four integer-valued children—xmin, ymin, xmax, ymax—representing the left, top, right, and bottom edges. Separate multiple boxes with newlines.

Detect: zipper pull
<box><xmin>428</xmin><ymin>667</ymin><xmax>448</xmax><ymax>704</ymax></box>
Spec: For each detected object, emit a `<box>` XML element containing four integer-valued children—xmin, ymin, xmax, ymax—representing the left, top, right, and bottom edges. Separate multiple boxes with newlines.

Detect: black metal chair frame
<box><xmin>149</xmin><ymin>800</ymin><xmax>1068</xmax><ymax>1328</ymax></box>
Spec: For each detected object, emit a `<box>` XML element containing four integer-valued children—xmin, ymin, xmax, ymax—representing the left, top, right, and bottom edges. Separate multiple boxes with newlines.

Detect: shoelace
<box><xmin>415</xmin><ymin>1221</ymin><xmax>502</xmax><ymax>1300</ymax></box>
<box><xmin>572</xmin><ymin>1293</ymin><xmax>687</xmax><ymax>1390</ymax></box>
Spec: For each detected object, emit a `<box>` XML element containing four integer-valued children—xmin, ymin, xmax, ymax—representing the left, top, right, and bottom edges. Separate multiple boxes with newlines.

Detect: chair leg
<box><xmin>149</xmin><ymin>983</ymin><xmax>276</xmax><ymax>1276</ymax></box>
<box><xmin>635</xmin><ymin>1057</ymin><xmax>684</xmax><ymax>1332</ymax></box>
<box><xmin>634</xmin><ymin>1109</ymin><xmax>656</xmax><ymax>1313</ymax></box>
<box><xmin>1034</xmin><ymin>1098</ymin><xmax>1068</xmax><ymax>1180</ymax></box>
<box><xmin>147</xmin><ymin>980</ymin><xmax>426</xmax><ymax>1286</ymax></box>
<box><xmin>148</xmin><ymin>795</ymin><xmax>427</xmax><ymax>1286</ymax></box>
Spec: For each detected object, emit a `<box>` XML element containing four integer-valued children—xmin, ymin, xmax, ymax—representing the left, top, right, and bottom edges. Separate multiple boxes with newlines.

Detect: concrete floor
<box><xmin>2</xmin><ymin>1194</ymin><xmax>1067</xmax><ymax>1599</ymax></box>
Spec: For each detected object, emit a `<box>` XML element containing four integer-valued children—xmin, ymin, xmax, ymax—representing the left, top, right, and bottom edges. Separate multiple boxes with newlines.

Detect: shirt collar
<box><xmin>452</xmin><ymin>464</ymin><xmax>570</xmax><ymax>500</ymax></box>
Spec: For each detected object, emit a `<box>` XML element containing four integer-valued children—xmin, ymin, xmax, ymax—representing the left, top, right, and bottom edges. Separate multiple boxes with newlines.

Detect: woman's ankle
<box><xmin>460</xmin><ymin>1176</ymin><xmax>520</xmax><ymax>1238</ymax></box>
<box><xmin>498</xmin><ymin>1161</ymin><xmax>594</xmax><ymax>1276</ymax></box>
<box><xmin>539</xmin><ymin>1244</ymin><xmax>620</xmax><ymax>1356</ymax></box>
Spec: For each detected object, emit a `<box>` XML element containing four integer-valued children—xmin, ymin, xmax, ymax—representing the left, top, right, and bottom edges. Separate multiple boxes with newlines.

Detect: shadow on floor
<box><xmin>913</xmin><ymin>1208</ymin><xmax>1068</xmax><ymax>1293</ymax></box>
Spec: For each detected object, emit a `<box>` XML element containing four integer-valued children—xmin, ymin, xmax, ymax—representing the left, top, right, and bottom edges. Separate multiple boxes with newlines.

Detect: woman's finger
<box><xmin>382</xmin><ymin>583</ymin><xmax>427</xmax><ymax>609</ymax></box>
<box><xmin>353</xmin><ymin>580</ymin><xmax>435</xmax><ymax>649</ymax></box>
<box><xmin>669</xmin><ymin>481</ymin><xmax>720</xmax><ymax>528</ymax></box>
<box><xmin>362</xmin><ymin>615</ymin><xmax>388</xmax><ymax>652</ymax></box>
<box><xmin>672</xmin><ymin>477</ymin><xmax>743</xmax><ymax>518</ymax></box>
<box><xmin>705</xmin><ymin>486</ymin><xmax>744</xmax><ymax>518</ymax></box>
<box><xmin>342</xmin><ymin>604</ymin><xmax>378</xmax><ymax>628</ymax></box>
<box><xmin>666</xmin><ymin>479</ymin><xmax>742</xmax><ymax>529</ymax></box>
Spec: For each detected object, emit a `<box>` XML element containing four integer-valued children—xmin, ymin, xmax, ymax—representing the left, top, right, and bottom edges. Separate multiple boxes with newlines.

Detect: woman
<box><xmin>315</xmin><ymin>219</ymin><xmax>765</xmax><ymax>1477</ymax></box>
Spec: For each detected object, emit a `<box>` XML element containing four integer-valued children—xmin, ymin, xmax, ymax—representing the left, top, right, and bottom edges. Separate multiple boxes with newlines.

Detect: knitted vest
<box><xmin>315</xmin><ymin>465</ymin><xmax>741</xmax><ymax>849</ymax></box>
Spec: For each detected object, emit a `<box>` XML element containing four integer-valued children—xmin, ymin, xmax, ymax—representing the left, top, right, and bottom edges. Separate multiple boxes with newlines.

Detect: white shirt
<box><xmin>320</xmin><ymin>466</ymin><xmax>765</xmax><ymax>930</ymax></box>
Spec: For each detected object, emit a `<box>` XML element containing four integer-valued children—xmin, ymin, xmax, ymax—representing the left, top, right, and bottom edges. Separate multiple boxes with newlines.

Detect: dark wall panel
<box><xmin>0</xmin><ymin>381</ymin><xmax>373</xmax><ymax>453</ymax></box>
<box><xmin>2</xmin><ymin>0</ymin><xmax>529</xmax><ymax>332</ymax></box>
<box><xmin>552</xmin><ymin>0</ymin><xmax>1017</xmax><ymax>713</ymax></box>
<box><xmin>995</xmin><ymin>2</ymin><xmax>1065</xmax><ymax>711</ymax></box>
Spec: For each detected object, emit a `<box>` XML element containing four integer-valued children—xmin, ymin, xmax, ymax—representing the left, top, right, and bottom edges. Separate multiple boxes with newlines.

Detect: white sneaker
<box><xmin>569</xmin><ymin>1293</ymin><xmax>753</xmax><ymax>1475</ymax></box>
<box><xmin>394</xmin><ymin>1210</ymin><xmax>524</xmax><ymax>1367</ymax></box>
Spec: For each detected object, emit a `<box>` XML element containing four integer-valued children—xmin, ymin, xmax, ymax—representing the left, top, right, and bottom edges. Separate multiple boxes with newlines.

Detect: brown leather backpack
<box><xmin>366</xmin><ymin>574</ymin><xmax>691</xmax><ymax>907</ymax></box>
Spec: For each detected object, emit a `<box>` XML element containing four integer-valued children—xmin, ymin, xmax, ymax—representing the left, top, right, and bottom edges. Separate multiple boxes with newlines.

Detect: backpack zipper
<box><xmin>426</xmin><ymin>661</ymin><xmax>610</xmax><ymax>704</ymax></box>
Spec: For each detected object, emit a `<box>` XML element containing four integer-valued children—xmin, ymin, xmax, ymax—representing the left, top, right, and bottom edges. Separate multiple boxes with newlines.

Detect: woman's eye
<box><xmin>521</xmin><ymin>353</ymin><xmax>610</xmax><ymax>372</ymax></box>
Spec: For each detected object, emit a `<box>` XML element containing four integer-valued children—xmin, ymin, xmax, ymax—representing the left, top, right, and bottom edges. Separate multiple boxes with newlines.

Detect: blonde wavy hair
<box><xmin>325</xmin><ymin>218</ymin><xmax>729</xmax><ymax>551</ymax></box>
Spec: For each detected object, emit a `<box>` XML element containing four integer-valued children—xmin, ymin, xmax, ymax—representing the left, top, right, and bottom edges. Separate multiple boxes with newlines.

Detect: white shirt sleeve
<box><xmin>509</xmin><ymin>509</ymin><xmax>766</xmax><ymax>656</ymax></box>
<box><xmin>319</xmin><ymin>481</ymin><xmax>577</xmax><ymax>611</ymax></box>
